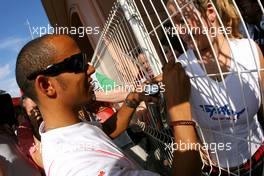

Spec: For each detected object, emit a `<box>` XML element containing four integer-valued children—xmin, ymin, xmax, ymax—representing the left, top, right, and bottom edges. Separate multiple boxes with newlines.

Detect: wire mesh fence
<box><xmin>91</xmin><ymin>0</ymin><xmax>264</xmax><ymax>175</ymax></box>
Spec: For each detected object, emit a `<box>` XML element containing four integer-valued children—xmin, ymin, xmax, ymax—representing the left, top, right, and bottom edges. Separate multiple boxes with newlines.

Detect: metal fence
<box><xmin>91</xmin><ymin>0</ymin><xmax>264</xmax><ymax>175</ymax></box>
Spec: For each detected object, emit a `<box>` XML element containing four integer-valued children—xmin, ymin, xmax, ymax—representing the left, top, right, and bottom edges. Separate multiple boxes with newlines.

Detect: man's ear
<box><xmin>35</xmin><ymin>76</ymin><xmax>56</xmax><ymax>98</ymax></box>
<box><xmin>206</xmin><ymin>2</ymin><xmax>217</xmax><ymax>24</ymax></box>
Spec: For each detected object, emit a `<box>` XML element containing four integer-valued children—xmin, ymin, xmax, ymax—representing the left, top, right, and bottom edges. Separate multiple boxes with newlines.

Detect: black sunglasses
<box><xmin>27</xmin><ymin>53</ymin><xmax>89</xmax><ymax>80</ymax></box>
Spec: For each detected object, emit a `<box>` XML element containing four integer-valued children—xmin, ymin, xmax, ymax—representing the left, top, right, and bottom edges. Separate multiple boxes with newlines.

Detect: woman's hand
<box><xmin>162</xmin><ymin>61</ymin><xmax>191</xmax><ymax>109</ymax></box>
<box><xmin>162</xmin><ymin>61</ymin><xmax>192</xmax><ymax>121</ymax></box>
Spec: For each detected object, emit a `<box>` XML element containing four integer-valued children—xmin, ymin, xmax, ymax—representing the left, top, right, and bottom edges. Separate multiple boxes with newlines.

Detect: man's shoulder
<box><xmin>39</xmin><ymin>121</ymin><xmax>106</xmax><ymax>143</ymax></box>
<box><xmin>47</xmin><ymin>153</ymin><xmax>159</xmax><ymax>176</ymax></box>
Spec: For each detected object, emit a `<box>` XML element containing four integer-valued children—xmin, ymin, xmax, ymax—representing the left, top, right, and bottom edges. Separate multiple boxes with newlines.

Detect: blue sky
<box><xmin>0</xmin><ymin>1</ymin><xmax>49</xmax><ymax>97</ymax></box>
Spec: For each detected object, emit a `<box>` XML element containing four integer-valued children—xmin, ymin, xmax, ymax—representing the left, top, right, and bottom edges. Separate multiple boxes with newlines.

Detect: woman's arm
<box><xmin>162</xmin><ymin>60</ymin><xmax>202</xmax><ymax>175</ymax></box>
<box><xmin>31</xmin><ymin>135</ymin><xmax>43</xmax><ymax>168</ymax></box>
<box><xmin>101</xmin><ymin>92</ymin><xmax>154</xmax><ymax>138</ymax></box>
<box><xmin>94</xmin><ymin>88</ymin><xmax>129</xmax><ymax>103</ymax></box>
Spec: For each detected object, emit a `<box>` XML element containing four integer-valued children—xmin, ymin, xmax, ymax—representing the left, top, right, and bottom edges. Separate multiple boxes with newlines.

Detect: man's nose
<box><xmin>87</xmin><ymin>64</ymin><xmax>95</xmax><ymax>76</ymax></box>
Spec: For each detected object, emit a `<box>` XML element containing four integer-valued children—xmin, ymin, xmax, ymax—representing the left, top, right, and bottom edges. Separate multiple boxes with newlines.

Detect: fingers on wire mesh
<box><xmin>162</xmin><ymin>60</ymin><xmax>184</xmax><ymax>74</ymax></box>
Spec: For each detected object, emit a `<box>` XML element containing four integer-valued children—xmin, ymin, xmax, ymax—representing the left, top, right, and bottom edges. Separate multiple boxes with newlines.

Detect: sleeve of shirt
<box><xmin>46</xmin><ymin>150</ymin><xmax>161</xmax><ymax>176</ymax></box>
<box><xmin>74</xmin><ymin>167</ymin><xmax>160</xmax><ymax>176</ymax></box>
<box><xmin>108</xmin><ymin>167</ymin><xmax>160</xmax><ymax>176</ymax></box>
<box><xmin>48</xmin><ymin>160</ymin><xmax>160</xmax><ymax>176</ymax></box>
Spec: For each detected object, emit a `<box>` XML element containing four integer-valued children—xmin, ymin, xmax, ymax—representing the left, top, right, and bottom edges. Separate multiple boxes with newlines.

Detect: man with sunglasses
<box><xmin>15</xmin><ymin>34</ymin><xmax>202</xmax><ymax>176</ymax></box>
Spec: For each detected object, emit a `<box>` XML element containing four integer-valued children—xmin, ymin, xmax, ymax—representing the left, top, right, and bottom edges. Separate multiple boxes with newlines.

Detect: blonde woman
<box><xmin>167</xmin><ymin>0</ymin><xmax>264</xmax><ymax>175</ymax></box>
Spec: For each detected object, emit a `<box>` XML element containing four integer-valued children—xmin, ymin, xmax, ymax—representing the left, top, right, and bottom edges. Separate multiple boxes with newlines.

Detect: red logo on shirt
<box><xmin>98</xmin><ymin>170</ymin><xmax>105</xmax><ymax>176</ymax></box>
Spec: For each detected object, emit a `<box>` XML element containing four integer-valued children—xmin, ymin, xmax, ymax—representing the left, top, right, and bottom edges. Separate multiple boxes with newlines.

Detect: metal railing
<box><xmin>91</xmin><ymin>0</ymin><xmax>264</xmax><ymax>175</ymax></box>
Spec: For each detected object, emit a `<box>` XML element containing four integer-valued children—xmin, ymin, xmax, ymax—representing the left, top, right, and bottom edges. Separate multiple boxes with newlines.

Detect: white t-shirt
<box><xmin>178</xmin><ymin>39</ymin><xmax>264</xmax><ymax>168</ymax></box>
<box><xmin>39</xmin><ymin>122</ymin><xmax>159</xmax><ymax>176</ymax></box>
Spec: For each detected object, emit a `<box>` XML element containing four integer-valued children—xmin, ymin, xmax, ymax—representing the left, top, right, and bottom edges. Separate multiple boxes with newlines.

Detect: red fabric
<box><xmin>96</xmin><ymin>107</ymin><xmax>115</xmax><ymax>123</ymax></box>
<box><xmin>17</xmin><ymin>121</ymin><xmax>35</xmax><ymax>157</ymax></box>
<box><xmin>17</xmin><ymin>121</ymin><xmax>45</xmax><ymax>174</ymax></box>
<box><xmin>12</xmin><ymin>97</ymin><xmax>21</xmax><ymax>107</ymax></box>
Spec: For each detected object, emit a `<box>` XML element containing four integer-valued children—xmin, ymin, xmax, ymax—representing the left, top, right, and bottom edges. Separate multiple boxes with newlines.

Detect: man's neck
<box><xmin>39</xmin><ymin>104</ymin><xmax>81</xmax><ymax>132</ymax></box>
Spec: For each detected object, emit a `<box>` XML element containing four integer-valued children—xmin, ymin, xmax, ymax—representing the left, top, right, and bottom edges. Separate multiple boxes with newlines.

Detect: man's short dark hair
<box><xmin>16</xmin><ymin>34</ymin><xmax>56</xmax><ymax>102</ymax></box>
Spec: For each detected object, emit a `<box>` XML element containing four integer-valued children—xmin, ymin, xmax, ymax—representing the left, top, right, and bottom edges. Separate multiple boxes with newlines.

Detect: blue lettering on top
<box><xmin>200</xmin><ymin>105</ymin><xmax>245</xmax><ymax>119</ymax></box>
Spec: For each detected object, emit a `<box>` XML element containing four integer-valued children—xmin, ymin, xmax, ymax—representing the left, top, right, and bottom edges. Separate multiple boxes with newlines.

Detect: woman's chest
<box><xmin>189</xmin><ymin>74</ymin><xmax>260</xmax><ymax>126</ymax></box>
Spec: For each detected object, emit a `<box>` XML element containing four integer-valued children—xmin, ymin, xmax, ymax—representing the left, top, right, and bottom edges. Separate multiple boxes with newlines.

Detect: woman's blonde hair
<box><xmin>193</xmin><ymin>0</ymin><xmax>242</xmax><ymax>38</ymax></box>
